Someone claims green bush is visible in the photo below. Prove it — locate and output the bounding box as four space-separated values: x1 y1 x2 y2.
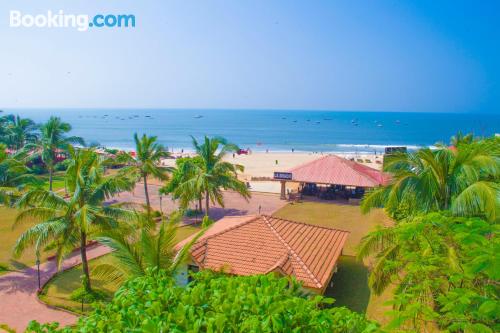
69 287 108 304
27 270 379 332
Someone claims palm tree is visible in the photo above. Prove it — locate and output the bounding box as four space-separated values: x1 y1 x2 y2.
3 115 38 150
118 134 172 214
361 137 499 222
25 116 85 191
13 147 135 292
0 144 38 204
160 156 204 212
450 131 475 147
92 211 205 284
0 112 13 144
179 136 250 216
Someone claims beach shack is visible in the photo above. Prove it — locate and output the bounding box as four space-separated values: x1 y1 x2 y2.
175 215 349 294
274 155 390 201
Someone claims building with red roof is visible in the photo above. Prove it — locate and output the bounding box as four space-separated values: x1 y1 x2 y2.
274 155 391 200
176 215 349 293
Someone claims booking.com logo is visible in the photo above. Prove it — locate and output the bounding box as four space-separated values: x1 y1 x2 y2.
9 10 135 32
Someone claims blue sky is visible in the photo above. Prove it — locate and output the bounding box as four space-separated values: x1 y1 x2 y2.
1 1 499 112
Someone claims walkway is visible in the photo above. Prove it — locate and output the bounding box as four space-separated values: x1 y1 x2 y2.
0 244 110 332
111 183 286 221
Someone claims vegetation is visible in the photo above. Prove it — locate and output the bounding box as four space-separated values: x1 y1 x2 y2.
27 271 378 333
359 212 499 332
0 114 38 150
361 136 499 221
0 206 56 273
0 144 38 204
39 225 201 313
170 136 250 216
358 135 499 332
13 147 135 292
160 156 205 211
92 211 205 285
39 255 118 314
117 133 172 214
25 116 85 191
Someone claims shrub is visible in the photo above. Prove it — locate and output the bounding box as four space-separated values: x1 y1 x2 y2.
27 270 379 332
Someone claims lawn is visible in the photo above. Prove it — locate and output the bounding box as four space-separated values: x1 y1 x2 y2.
273 201 392 255
36 172 66 192
273 201 393 324
40 224 201 313
0 206 55 274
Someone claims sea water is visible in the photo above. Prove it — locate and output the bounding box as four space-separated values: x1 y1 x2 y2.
4 109 499 153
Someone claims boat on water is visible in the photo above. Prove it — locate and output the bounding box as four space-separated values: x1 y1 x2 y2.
194 115 203 119
377 123 383 127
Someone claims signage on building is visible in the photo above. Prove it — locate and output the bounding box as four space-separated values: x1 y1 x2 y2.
274 172 293 180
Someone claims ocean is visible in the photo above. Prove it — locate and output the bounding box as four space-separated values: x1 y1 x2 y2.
5 109 499 154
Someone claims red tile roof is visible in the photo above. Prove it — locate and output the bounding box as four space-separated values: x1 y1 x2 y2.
287 155 390 187
179 215 349 290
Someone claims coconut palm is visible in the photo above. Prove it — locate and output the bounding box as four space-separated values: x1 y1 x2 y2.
450 131 475 147
357 212 498 331
118 134 172 214
13 147 135 292
160 156 204 211
178 136 250 216
25 116 85 191
0 144 38 204
0 112 13 144
92 211 206 284
3 115 38 150
361 136 500 222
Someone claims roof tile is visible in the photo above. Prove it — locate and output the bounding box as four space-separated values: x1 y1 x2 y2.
183 215 349 289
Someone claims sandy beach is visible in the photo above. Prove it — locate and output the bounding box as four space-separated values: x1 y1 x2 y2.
159 151 384 193
163 151 383 176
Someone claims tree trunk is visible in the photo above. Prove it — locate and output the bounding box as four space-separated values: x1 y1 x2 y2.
143 174 151 214
48 166 54 192
80 231 92 292
205 190 210 217
198 197 203 213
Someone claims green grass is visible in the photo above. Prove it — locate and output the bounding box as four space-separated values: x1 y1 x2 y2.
273 201 392 255
324 256 370 313
0 206 55 274
36 172 66 191
273 201 394 324
40 224 201 313
40 255 118 314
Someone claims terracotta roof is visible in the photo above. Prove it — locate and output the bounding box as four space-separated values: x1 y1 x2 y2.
179 215 349 290
287 155 390 187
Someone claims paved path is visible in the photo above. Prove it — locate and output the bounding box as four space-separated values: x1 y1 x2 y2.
112 183 286 221
0 245 111 332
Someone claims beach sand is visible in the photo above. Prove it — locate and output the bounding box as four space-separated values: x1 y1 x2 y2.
160 151 384 194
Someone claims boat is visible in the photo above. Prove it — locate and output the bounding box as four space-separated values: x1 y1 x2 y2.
377 124 383 127
194 115 203 119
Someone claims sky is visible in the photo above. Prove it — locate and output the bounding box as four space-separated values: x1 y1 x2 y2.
0 0 499 113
